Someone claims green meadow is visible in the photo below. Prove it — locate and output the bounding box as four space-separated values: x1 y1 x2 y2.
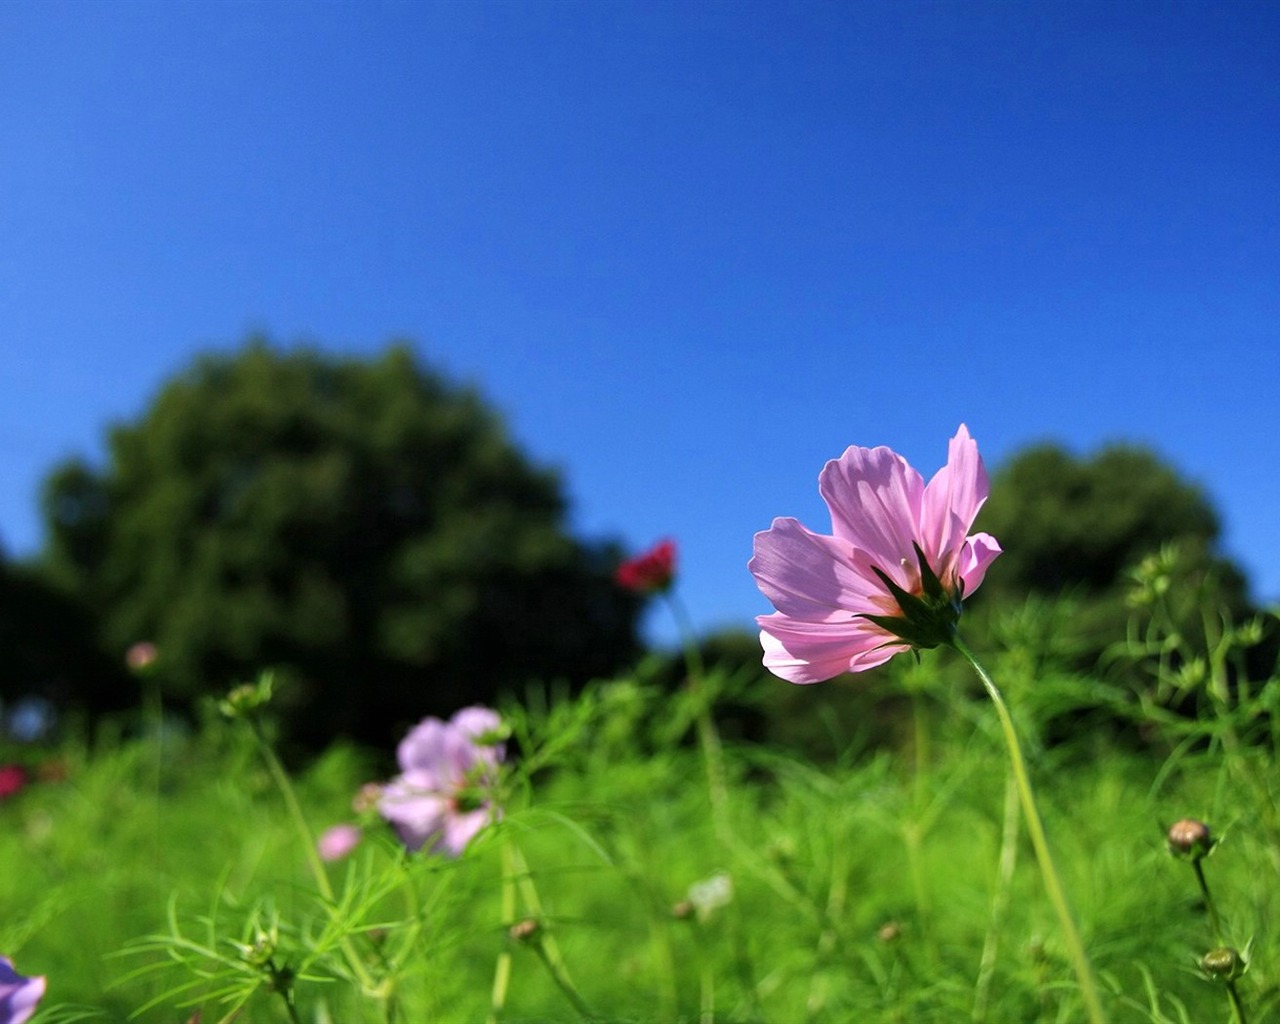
3 598 1277 1023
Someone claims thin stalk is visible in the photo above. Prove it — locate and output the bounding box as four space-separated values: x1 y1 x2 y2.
246 720 380 995
949 635 1107 1024
699 950 715 1024
973 771 1020 1023
269 959 304 1024
665 591 731 846
1226 980 1249 1024
530 940 598 1022
499 840 596 1020
905 691 938 963
1191 859 1224 945
487 841 518 1024
508 842 583 1002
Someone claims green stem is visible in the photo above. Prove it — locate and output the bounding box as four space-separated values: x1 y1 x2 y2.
973 771 1020 1024
665 591 731 847
1192 859 1224 945
246 720 380 995
699 947 715 1024
949 635 1107 1024
905 691 938 962
1226 980 1249 1024
531 940 598 1022
487 840 518 1024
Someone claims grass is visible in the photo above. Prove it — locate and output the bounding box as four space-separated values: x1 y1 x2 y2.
2 636 1279 1023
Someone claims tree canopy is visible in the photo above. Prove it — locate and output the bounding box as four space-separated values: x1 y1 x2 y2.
970 441 1253 673
40 342 642 746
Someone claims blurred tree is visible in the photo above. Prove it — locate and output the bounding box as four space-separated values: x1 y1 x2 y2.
970 441 1253 675
0 556 133 729
40 341 642 747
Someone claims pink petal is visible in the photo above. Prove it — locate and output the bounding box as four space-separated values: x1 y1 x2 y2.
750 519 887 622
440 807 492 856
450 706 502 744
957 532 1002 596
921 424 990 568
759 614 905 683
396 717 451 774
819 445 924 581
317 824 362 862
379 773 449 852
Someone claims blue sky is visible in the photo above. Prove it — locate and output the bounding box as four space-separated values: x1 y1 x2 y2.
2 0 1278 646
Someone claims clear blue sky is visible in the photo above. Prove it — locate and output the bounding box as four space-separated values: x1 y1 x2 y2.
3 0 1278 647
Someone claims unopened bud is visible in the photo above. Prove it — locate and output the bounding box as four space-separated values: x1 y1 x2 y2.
877 921 902 943
1168 819 1213 860
508 919 540 942
1201 947 1246 981
671 900 694 921
218 673 275 719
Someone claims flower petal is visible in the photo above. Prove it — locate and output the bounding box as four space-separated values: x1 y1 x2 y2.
379 772 448 852
396 717 451 775
759 613 905 684
920 424 990 567
750 518 887 622
819 445 924 582
957 532 1002 596
440 807 492 856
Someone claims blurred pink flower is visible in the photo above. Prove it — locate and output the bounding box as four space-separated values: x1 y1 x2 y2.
750 425 1001 683
0 956 45 1024
0 766 27 801
317 823 362 862
125 641 159 674
379 706 504 856
615 539 677 594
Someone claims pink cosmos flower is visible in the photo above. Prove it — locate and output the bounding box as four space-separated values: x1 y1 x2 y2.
317 823 362 862
749 425 1001 683
0 957 45 1024
378 706 504 856
616 539 677 594
125 641 159 674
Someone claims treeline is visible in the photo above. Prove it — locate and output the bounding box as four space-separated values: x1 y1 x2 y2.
1 340 1271 751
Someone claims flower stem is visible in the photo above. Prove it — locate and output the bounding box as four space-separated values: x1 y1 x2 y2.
488 841 518 1024
973 770 1020 1024
948 635 1107 1024
246 719 380 996
665 591 731 847
1192 859 1225 945
1227 980 1249 1024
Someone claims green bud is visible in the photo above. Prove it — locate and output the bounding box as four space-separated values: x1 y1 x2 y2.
218 672 275 719
1200 947 1246 981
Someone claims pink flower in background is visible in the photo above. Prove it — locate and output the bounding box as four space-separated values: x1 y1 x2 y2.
379 706 504 856
0 766 27 801
749 425 1001 683
0 956 45 1024
615 538 677 594
317 823 362 862
125 641 159 674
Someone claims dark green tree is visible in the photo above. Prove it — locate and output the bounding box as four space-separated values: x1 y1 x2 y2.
0 553 134 734
40 341 642 746
971 441 1253 675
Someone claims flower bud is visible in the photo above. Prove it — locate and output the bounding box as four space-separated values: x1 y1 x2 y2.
508 919 540 942
1200 947 1246 981
218 673 275 719
1167 818 1213 860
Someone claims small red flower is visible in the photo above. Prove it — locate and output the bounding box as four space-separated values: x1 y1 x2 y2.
616 539 677 594
0 764 28 800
